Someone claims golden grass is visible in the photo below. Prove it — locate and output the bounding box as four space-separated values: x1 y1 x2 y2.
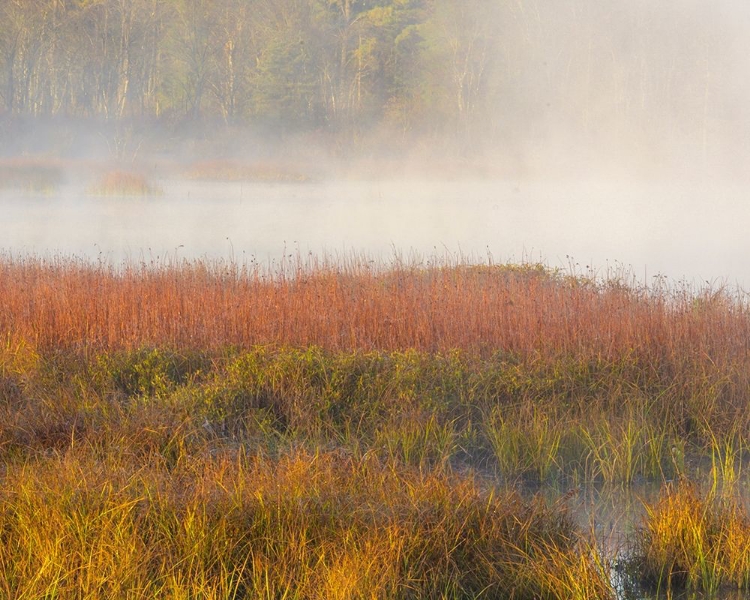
0 447 612 599
88 170 159 196
632 482 750 593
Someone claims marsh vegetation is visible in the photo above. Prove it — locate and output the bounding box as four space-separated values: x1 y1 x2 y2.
1 255 749 597
0 158 64 192
3 0 750 596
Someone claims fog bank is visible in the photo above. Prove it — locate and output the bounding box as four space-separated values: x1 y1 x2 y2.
2 1 750 287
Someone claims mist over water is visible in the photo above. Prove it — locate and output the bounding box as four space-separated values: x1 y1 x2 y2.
3 176 750 290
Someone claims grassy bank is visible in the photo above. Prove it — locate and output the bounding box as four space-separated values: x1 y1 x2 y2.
1 255 749 596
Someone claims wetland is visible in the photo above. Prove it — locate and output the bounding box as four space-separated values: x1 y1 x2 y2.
1 247 749 598
4 0 750 595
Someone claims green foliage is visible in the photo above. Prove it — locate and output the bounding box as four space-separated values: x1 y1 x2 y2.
94 348 207 399
1 345 746 487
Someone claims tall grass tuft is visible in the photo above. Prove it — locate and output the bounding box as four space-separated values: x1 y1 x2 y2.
631 482 750 593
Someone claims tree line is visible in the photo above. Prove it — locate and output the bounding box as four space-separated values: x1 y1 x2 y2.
0 0 734 164
0 0 504 141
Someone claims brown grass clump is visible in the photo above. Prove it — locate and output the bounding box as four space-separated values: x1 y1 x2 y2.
632 482 750 593
186 159 314 182
89 170 159 196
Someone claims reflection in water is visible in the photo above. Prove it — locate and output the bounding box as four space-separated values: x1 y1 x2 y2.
2 178 750 289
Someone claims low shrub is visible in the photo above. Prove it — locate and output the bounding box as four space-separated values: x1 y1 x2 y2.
88 170 159 195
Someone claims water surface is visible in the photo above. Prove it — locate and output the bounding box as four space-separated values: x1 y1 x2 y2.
2 178 750 289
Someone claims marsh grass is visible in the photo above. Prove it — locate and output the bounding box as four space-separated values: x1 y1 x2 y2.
2 255 748 366
0 343 743 487
88 170 160 196
485 405 562 482
0 447 612 599
632 482 750 593
0 250 749 485
2 255 750 595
